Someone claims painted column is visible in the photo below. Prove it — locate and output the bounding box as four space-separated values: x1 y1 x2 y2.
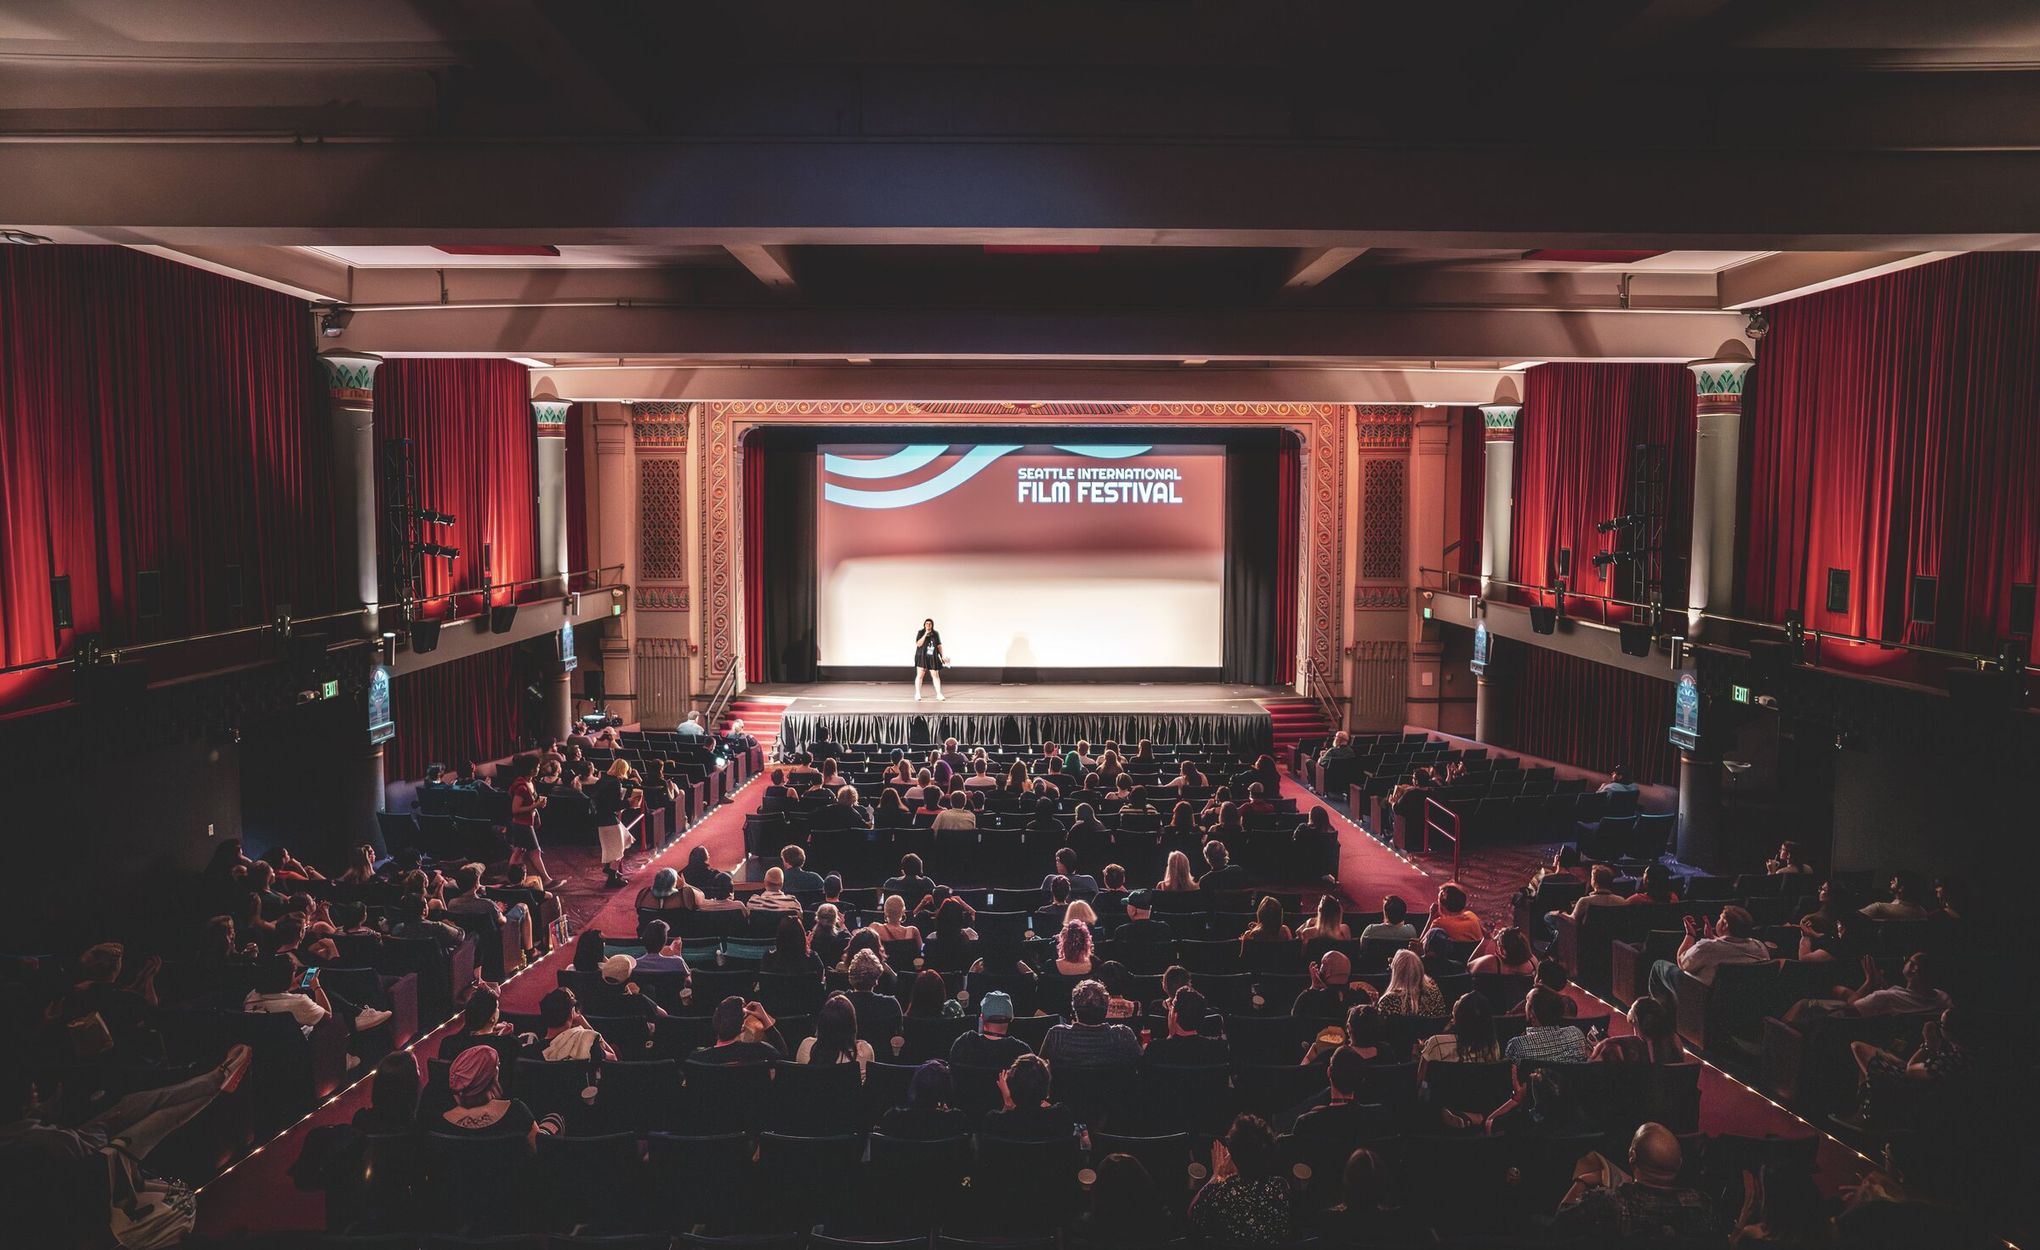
1405 411 1451 729
1478 402 1521 598
318 352 382 632
533 400 571 593
1677 751 1725 870
1685 353 1754 635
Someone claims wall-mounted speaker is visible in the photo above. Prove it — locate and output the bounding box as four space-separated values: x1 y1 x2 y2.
409 619 442 654
1910 575 1937 623
1618 621 1653 657
489 604 519 634
136 570 163 620
2011 583 2036 638
1825 568 1851 615
1528 605 1558 635
50 575 72 632
1556 548 1573 578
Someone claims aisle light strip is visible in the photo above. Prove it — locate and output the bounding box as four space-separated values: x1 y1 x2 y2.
194 766 762 1198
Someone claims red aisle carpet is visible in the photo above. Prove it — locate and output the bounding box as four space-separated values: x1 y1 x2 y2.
192 773 769 1236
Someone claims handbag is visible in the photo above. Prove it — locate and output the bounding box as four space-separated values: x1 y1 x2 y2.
105 1146 196 1249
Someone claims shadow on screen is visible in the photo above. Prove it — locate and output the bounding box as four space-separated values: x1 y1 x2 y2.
1000 635 1040 684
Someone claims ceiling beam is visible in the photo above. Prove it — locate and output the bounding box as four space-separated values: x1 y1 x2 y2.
526 363 1520 406
124 243 351 303
7 140 2039 252
1717 250 1961 308
326 301 1749 364
1283 246 1368 289
724 243 798 289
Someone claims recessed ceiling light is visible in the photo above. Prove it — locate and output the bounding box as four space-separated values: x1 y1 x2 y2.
1181 358 1209 366
1 230 53 246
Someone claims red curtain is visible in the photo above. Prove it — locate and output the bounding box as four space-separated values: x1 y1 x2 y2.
1743 253 2040 655
0 246 333 687
1455 407 1484 581
1275 431 1301 684
564 403 590 584
384 646 524 783
373 359 537 619
1511 645 1677 785
1509 364 1696 618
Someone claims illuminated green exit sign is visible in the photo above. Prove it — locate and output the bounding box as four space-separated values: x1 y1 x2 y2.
321 679 340 700
1731 684 1751 704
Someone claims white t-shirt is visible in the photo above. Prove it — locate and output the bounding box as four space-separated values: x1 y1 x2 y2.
932 809 978 831
962 775 999 789
1675 936 1771 984
795 1037 874 1065
1851 986 1951 1017
245 989 326 1034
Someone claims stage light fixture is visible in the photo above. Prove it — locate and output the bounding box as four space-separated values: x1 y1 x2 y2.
419 509 457 527
1783 611 1807 664
1596 514 1644 534
316 305 354 338
418 542 460 561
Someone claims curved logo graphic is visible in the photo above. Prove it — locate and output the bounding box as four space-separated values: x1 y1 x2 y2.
821 443 1153 509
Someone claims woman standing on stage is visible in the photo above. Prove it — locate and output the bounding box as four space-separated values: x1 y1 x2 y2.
914 618 947 702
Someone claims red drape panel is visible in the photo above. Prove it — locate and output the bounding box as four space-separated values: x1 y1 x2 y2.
1509 364 1696 618
743 447 768 684
1511 646 1677 785
374 359 537 619
0 245 332 675
1743 253 2040 654
1455 407 1484 580
564 404 590 583
1275 432 1301 684
385 647 523 783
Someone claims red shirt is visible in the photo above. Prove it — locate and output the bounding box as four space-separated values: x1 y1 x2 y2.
510 778 539 827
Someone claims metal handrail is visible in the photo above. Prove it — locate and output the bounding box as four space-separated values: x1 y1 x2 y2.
0 563 628 679
1423 794 1464 882
1300 655 1342 735
1416 565 2035 675
699 659 741 730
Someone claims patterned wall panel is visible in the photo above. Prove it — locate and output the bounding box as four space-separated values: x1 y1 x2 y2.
637 459 687 581
1350 640 1409 731
631 402 690 448
634 637 690 729
1306 404 1347 691
1360 458 1407 582
699 406 742 681
1354 405 1416 450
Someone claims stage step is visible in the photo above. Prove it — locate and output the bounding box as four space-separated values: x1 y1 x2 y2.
1257 696 1332 760
721 695 793 753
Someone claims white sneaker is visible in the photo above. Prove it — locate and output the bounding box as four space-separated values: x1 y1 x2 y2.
914 695 923 702
354 1007 394 1031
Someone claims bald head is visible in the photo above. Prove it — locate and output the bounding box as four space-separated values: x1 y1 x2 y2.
1629 1123 1683 1185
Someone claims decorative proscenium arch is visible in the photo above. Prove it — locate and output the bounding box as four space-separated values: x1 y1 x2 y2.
693 400 1352 697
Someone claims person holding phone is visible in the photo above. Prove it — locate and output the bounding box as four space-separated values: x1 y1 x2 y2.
913 618 947 702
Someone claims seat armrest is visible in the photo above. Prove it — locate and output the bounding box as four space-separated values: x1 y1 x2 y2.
1550 913 1582 971
1609 940 1646 1007
1673 970 1714 1051
1759 1015 1807 1104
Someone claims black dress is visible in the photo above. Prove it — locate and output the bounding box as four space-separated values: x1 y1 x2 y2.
914 629 944 671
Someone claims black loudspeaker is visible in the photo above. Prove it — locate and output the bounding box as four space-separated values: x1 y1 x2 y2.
2011 583 2036 638
1910 575 1938 623
1556 548 1572 578
584 668 607 705
1529 605 1558 635
1618 621 1653 657
1748 637 1789 686
50 575 72 632
136 570 163 620
1824 568 1851 615
489 604 519 634
409 620 442 654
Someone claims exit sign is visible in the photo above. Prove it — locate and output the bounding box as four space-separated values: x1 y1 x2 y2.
1422 607 1433 620
612 603 624 617
1731 684 1751 704
321 679 340 700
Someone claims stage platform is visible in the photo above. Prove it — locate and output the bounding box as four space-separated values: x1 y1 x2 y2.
748 680 1288 753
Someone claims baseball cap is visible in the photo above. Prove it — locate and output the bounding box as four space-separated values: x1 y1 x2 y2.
979 991 1015 1022
600 953 636 984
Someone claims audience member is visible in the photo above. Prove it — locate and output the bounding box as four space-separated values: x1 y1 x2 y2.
1042 979 1141 1068
797 993 875 1065
1505 987 1591 1063
1360 894 1418 943
1188 1113 1292 1246
983 1054 1077 1140
1377 949 1447 1016
1551 1123 1724 1240
1648 905 1771 1011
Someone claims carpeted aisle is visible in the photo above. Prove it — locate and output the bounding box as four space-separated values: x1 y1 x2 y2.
192 772 768 1236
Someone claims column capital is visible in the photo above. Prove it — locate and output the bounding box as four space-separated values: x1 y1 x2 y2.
533 399 572 437
317 351 381 405
1478 402 1522 441
1688 356 1754 417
